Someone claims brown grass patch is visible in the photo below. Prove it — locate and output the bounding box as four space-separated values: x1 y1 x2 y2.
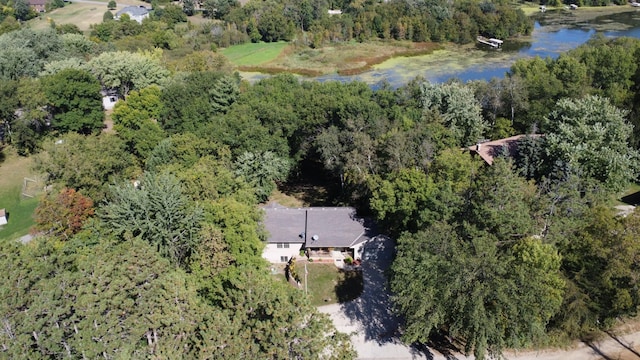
254 40 443 77
336 42 441 75
238 66 324 77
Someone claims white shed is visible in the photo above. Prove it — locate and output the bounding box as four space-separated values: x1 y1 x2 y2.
0 209 7 226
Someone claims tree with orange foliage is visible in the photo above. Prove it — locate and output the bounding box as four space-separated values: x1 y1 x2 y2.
33 188 94 239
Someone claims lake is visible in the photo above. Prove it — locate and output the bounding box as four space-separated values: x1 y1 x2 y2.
302 8 640 87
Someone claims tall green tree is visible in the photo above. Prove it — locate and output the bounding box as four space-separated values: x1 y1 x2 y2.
203 268 357 359
0 235 205 358
552 207 640 337
545 95 639 192
99 172 204 267
87 50 168 98
368 167 436 236
0 28 64 80
421 81 487 147
34 133 136 201
112 85 166 161
41 68 104 134
391 223 564 360
13 0 32 21
233 151 290 202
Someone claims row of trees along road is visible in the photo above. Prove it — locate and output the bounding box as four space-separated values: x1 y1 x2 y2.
1 18 640 359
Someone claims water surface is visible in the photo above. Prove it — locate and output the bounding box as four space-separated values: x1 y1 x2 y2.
241 9 640 86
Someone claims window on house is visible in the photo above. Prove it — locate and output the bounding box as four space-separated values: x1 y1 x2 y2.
276 243 290 249
280 256 289 262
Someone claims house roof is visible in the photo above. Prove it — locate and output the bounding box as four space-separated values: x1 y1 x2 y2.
468 134 542 165
116 6 149 16
28 0 46 6
262 203 371 248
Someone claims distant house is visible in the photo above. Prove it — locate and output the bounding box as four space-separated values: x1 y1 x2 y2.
28 0 46 12
468 134 542 165
115 6 150 24
569 4 579 9
0 209 7 226
262 203 373 266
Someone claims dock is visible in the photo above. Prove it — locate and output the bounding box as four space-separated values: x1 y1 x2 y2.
477 36 503 48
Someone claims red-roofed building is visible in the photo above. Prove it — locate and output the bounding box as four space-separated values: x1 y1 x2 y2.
469 134 542 165
28 0 47 13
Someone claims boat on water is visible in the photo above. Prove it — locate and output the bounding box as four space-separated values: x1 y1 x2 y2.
477 36 503 49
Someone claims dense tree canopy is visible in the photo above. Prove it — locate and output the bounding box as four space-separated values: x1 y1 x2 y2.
41 68 105 134
5 12 640 360
545 95 639 192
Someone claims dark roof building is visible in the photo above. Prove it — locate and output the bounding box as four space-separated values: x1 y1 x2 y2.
263 204 368 248
115 6 150 23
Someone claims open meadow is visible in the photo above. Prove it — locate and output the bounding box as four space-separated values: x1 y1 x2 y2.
221 41 289 66
0 148 40 242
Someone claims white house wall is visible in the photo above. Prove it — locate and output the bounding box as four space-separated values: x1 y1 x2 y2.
352 242 365 260
262 243 303 263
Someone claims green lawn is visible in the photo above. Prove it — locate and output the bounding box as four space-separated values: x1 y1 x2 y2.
0 148 40 242
300 263 363 307
0 196 38 242
221 42 288 66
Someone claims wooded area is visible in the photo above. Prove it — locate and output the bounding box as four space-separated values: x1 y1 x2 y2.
1 0 640 359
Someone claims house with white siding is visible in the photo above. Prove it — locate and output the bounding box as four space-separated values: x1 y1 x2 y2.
262 203 373 267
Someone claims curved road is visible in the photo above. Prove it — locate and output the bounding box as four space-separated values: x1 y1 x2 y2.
319 235 640 360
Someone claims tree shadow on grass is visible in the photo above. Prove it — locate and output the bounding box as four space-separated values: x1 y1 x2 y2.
335 269 363 303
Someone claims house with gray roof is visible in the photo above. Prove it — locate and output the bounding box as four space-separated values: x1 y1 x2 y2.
262 204 373 266
115 6 150 24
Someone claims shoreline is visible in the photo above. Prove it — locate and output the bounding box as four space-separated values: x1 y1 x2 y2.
233 4 640 80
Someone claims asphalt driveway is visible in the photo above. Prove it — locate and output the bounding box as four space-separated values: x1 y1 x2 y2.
318 235 436 360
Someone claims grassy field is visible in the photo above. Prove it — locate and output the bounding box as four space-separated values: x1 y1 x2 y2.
300 263 363 307
26 0 149 32
221 42 289 66
0 148 40 242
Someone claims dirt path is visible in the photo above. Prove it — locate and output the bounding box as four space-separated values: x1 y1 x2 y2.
506 330 640 360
